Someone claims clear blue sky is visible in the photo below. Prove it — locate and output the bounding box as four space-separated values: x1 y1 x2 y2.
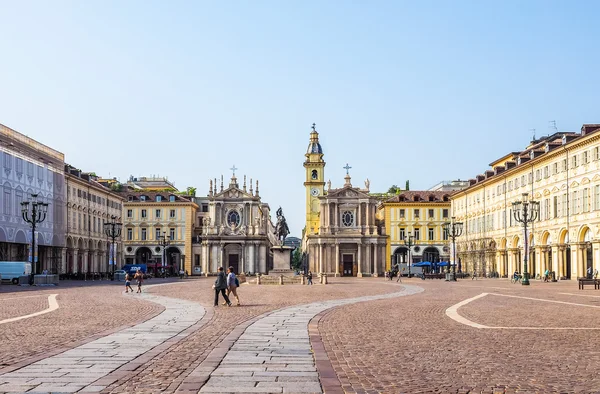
1 1 599 236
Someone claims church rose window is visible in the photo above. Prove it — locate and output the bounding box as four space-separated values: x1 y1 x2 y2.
341 211 354 227
227 210 241 227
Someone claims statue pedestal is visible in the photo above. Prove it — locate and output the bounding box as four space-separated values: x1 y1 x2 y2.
269 246 294 275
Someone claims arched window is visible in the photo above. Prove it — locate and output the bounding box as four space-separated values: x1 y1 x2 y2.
311 170 318 180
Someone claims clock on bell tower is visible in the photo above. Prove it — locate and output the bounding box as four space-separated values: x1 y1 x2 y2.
304 123 325 236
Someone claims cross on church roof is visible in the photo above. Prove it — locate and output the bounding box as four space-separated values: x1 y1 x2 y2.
230 165 238 177
343 163 352 175
312 123 316 131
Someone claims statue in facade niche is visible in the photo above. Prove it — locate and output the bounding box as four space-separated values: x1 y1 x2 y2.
274 207 290 245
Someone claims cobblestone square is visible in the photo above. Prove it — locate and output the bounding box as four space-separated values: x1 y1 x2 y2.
1 277 599 393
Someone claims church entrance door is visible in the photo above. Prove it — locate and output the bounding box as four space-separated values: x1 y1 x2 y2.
342 254 353 276
228 254 240 274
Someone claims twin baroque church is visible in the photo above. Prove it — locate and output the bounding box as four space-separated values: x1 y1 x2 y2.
303 126 387 276
194 174 275 275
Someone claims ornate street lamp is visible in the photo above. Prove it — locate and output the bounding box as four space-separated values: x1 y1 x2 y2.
104 215 122 281
404 232 414 277
443 217 464 281
21 194 49 282
512 192 540 286
158 231 170 276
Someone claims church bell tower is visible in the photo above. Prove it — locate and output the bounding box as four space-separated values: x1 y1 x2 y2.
304 123 325 236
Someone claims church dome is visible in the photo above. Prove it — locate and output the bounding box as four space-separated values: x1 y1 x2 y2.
307 124 323 154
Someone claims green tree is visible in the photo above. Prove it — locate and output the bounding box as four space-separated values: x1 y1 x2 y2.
291 248 302 270
186 186 197 196
405 180 410 191
387 185 400 194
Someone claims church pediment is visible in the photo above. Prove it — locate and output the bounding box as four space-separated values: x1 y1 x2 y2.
327 186 370 199
214 186 255 201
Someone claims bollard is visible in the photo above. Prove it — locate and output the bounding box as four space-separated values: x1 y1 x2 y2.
279 275 284 285
319 273 323 284
301 274 306 285
256 273 261 285
322 273 328 285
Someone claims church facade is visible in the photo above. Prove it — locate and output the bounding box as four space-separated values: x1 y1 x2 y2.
192 173 275 275
303 125 387 276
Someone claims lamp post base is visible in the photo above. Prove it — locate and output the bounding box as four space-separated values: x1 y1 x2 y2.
446 272 456 281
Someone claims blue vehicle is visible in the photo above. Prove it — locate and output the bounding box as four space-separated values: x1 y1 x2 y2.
121 264 147 276
0 261 32 284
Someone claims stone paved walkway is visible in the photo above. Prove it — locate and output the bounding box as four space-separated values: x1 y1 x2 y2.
0 288 205 393
197 284 423 393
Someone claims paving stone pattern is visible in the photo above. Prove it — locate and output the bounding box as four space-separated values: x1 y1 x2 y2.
199 285 423 393
0 283 163 368
0 289 204 393
319 279 600 393
105 278 401 393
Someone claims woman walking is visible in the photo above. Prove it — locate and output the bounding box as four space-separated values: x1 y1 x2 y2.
226 266 241 306
213 267 231 307
125 273 134 293
307 271 313 285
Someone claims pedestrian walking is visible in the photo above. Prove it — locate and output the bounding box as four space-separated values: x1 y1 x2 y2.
587 266 593 279
472 270 477 280
225 266 240 306
134 269 143 293
213 267 231 307
125 273 134 293
307 271 313 285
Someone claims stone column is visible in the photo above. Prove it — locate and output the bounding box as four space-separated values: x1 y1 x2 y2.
557 246 564 278
366 243 372 275
334 202 338 229
97 251 103 274
240 244 245 273
82 250 88 273
366 204 370 234
220 243 225 271
318 243 323 273
60 247 67 274
248 243 255 274
73 250 79 274
358 203 362 232
259 244 266 273
335 243 340 277
579 244 586 278
373 244 379 277
357 244 362 277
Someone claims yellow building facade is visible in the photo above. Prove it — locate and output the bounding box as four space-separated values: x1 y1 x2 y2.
122 191 198 275
452 124 600 279
380 191 452 271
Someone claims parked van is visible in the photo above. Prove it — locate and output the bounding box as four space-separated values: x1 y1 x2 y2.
121 264 147 276
0 262 32 284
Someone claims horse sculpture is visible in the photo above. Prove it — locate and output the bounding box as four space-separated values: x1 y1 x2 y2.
274 207 290 244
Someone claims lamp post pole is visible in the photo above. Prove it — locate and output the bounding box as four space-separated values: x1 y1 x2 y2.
104 215 122 281
159 231 170 277
404 232 414 278
443 217 464 281
21 194 49 283
512 192 539 286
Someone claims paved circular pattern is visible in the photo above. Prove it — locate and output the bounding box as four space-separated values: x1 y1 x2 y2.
318 279 600 393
